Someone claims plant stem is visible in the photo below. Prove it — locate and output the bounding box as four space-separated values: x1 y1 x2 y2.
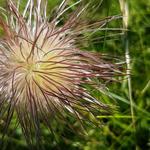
119 0 137 149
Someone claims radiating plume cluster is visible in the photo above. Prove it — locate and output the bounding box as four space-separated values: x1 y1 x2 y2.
0 0 122 146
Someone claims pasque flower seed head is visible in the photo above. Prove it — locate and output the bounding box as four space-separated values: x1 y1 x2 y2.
0 0 122 147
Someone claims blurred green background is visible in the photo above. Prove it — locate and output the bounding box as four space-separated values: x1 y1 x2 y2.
0 0 149 150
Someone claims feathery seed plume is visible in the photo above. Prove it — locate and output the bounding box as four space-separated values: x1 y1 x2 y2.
0 0 122 147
